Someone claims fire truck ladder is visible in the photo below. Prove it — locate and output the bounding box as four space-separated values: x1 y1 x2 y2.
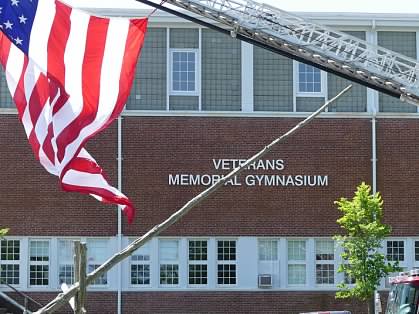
137 0 419 106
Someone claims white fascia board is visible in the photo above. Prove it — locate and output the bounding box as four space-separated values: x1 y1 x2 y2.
73 6 419 29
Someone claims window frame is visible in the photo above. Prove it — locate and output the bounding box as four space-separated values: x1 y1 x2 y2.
188 239 208 287
216 239 237 287
159 239 180 287
169 48 200 96
315 239 336 286
87 239 110 287
258 239 278 262
0 238 21 286
130 240 151 287
57 238 80 287
28 239 50 288
295 61 327 97
386 239 405 263
414 239 419 268
287 239 307 286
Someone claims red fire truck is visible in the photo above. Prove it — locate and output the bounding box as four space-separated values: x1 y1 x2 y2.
386 270 419 314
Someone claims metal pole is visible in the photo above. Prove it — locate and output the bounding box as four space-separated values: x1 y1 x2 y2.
117 116 123 314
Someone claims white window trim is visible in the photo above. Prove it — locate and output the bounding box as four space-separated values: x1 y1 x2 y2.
287 239 308 287
28 239 50 288
294 61 327 98
158 239 180 288
0 238 22 288
169 48 200 97
216 239 238 287
129 239 151 288
257 238 279 288
8 235 419 292
413 238 419 268
386 239 407 266
57 238 79 288
187 239 209 288
86 238 111 289
314 239 336 287
383 238 408 289
258 238 279 262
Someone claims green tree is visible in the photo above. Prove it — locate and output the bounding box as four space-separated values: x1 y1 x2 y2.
334 183 399 314
0 228 8 238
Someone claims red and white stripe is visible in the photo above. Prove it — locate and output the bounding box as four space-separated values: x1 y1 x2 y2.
0 0 147 223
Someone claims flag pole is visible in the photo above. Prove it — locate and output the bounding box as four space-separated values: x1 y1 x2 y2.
34 85 352 314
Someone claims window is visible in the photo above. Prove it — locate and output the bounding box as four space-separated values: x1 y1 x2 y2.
159 240 179 286
58 239 76 285
297 63 323 94
258 239 279 287
415 241 419 262
0 240 20 285
344 270 356 285
188 240 208 286
87 239 109 286
259 239 278 261
387 241 405 262
131 242 151 286
341 249 355 285
29 240 49 286
170 50 198 95
217 240 236 285
287 240 306 285
315 240 335 285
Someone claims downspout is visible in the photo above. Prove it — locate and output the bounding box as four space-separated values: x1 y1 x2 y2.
117 116 123 314
372 113 377 194
372 100 378 314
371 19 378 194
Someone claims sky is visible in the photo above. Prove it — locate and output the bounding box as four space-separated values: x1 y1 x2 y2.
65 0 419 14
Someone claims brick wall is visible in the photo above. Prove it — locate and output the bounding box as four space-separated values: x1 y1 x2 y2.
377 119 419 235
4 115 419 237
2 291 370 314
0 114 410 314
0 115 118 236
122 116 371 236
122 291 369 314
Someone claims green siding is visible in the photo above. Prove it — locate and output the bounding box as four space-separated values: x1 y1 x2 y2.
0 68 13 108
127 28 167 110
253 47 293 111
169 96 199 110
296 97 325 112
170 29 199 49
378 32 417 113
327 31 367 112
202 29 241 111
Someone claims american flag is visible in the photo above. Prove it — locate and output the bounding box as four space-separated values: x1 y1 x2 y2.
0 0 148 223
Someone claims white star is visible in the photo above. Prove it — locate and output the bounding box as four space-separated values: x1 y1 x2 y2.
11 0 19 6
4 20 13 29
18 14 27 24
14 37 22 45
0 7 3 14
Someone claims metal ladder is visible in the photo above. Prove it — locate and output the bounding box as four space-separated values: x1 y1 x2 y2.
137 0 419 105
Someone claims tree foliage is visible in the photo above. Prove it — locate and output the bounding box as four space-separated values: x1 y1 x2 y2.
0 228 8 238
334 183 399 302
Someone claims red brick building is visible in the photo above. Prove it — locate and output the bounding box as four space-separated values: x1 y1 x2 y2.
1 8 419 314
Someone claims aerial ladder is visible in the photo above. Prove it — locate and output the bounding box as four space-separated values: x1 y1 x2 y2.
137 0 419 106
